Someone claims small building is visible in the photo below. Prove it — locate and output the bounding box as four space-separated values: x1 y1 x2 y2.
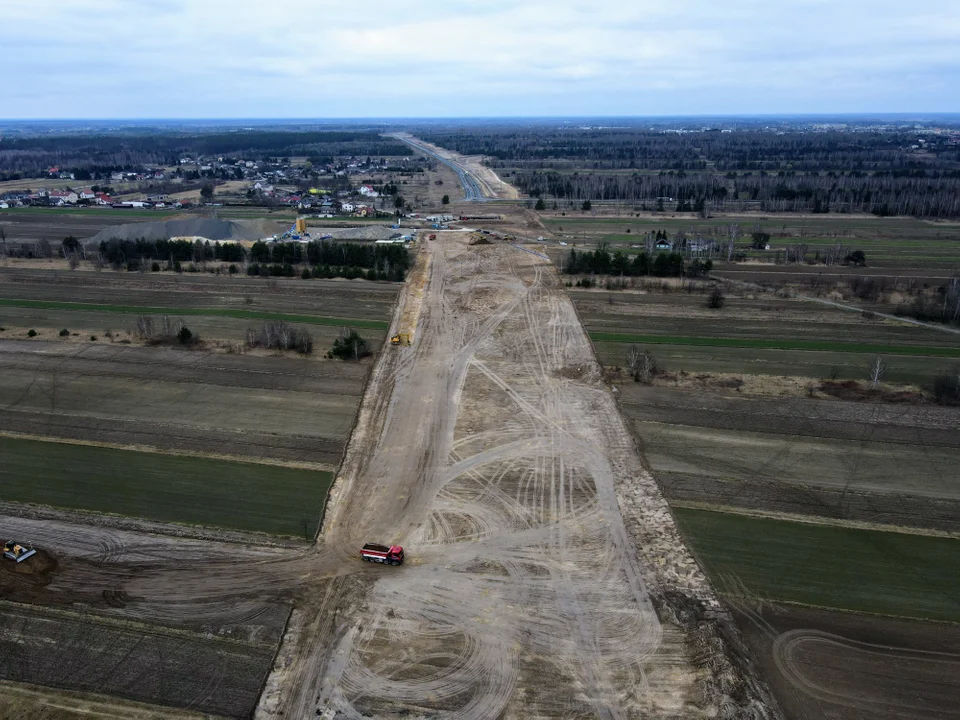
49 190 79 205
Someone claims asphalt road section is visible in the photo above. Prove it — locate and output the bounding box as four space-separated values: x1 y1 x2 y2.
388 133 487 201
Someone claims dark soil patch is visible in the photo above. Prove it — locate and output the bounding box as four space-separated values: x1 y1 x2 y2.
819 379 924 403
0 549 57 581
732 601 960 720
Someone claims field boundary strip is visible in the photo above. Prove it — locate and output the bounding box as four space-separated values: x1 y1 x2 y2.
669 500 960 539
589 331 960 357
0 298 389 329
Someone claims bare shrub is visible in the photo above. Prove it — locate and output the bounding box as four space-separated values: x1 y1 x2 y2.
932 366 960 405
869 356 886 388
707 286 725 309
135 315 198 346
246 320 313 354
627 346 659 383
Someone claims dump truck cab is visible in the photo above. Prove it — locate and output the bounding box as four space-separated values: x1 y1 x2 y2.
360 543 404 565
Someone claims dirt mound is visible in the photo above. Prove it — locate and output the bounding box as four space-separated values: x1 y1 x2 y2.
319 225 402 242
819 379 924 403
0 550 58 597
88 218 261 244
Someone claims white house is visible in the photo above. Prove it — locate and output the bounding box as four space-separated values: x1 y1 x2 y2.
78 190 96 201
49 191 78 204
359 184 379 197
341 202 355 212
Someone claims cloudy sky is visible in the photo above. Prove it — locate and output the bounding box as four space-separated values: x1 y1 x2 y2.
2 0 957 118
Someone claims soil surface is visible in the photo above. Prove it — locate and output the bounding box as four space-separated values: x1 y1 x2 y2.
733 601 960 719
259 233 778 718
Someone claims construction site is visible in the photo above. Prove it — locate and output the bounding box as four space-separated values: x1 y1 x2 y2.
7 122 959 720
0 209 774 718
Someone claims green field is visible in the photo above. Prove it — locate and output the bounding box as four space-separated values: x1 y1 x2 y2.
675 507 960 622
588 331 960 357
0 436 333 537
0 298 389 330
543 215 960 270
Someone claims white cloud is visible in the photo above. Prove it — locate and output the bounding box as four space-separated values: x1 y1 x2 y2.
0 0 957 116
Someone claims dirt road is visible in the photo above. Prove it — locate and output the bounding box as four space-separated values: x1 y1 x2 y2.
263 234 773 718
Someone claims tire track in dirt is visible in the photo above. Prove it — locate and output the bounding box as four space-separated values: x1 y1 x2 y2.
281 237 719 718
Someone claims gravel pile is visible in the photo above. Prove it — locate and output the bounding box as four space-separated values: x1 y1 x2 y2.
88 218 261 244
317 225 404 242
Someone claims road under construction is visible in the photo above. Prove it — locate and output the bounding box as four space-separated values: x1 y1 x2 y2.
1 227 777 718
388 133 489 201
0 143 779 717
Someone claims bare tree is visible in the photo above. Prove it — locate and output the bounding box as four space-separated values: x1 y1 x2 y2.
627 345 657 383
869 356 886 388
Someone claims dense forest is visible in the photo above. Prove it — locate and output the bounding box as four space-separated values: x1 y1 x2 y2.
0 131 412 178
420 126 960 217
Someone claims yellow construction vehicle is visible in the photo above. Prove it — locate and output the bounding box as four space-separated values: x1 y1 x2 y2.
4 541 36 563
390 333 412 346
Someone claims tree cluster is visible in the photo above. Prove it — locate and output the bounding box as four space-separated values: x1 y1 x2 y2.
245 320 313 354
328 328 370 361
93 238 410 281
565 244 710 278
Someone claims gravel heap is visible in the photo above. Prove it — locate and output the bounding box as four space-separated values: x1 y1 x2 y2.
317 225 404 241
88 218 261 244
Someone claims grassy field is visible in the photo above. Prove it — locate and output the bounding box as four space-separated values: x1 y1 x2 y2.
0 436 332 537
0 298 389 329
574 289 958 384
543 214 960 270
675 507 960 622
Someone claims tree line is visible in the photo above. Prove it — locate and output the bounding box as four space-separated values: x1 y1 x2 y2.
94 238 410 280
565 244 711 278
420 126 959 172
420 125 960 218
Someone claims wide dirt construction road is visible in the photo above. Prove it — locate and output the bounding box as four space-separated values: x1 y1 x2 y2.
270 235 775 718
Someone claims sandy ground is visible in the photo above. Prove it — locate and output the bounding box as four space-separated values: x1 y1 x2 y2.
257 233 777 718
0 232 779 717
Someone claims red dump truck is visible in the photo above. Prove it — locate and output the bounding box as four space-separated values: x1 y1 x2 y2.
360 543 404 565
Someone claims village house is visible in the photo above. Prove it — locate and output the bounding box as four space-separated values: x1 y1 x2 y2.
48 190 79 205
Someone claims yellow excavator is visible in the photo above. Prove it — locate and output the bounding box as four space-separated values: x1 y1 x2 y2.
390 333 412 347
